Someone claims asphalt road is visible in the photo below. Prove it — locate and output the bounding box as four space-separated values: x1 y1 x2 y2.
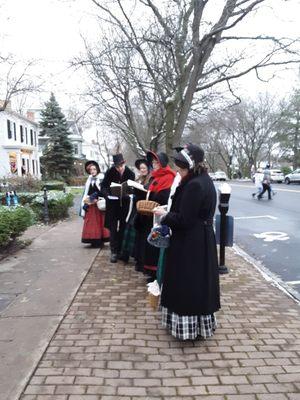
219 181 300 299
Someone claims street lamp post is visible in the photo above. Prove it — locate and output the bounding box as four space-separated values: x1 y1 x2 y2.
43 186 49 225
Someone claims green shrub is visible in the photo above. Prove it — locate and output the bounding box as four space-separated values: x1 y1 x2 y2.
0 191 74 223
0 206 35 248
42 181 66 191
15 192 37 205
31 191 74 221
0 175 42 192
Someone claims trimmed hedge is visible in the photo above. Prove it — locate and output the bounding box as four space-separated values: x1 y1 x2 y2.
0 206 35 248
0 175 42 193
0 176 66 193
0 191 74 222
42 181 66 191
30 191 74 221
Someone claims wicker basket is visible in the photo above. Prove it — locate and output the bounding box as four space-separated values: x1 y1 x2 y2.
136 200 159 216
136 191 159 216
147 293 160 310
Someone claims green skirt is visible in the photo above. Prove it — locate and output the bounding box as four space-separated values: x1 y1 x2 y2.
121 225 137 258
157 248 167 286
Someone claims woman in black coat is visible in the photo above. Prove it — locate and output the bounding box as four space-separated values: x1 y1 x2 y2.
154 144 220 340
101 154 135 262
136 151 176 281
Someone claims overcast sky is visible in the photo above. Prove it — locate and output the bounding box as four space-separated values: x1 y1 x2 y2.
1 0 300 138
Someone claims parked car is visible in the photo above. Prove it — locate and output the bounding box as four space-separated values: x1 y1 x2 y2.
208 172 216 180
214 171 228 181
270 169 284 183
284 168 300 184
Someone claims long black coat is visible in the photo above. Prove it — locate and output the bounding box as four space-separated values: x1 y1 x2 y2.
101 166 135 230
161 172 220 316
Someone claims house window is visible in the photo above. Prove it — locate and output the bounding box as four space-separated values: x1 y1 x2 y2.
30 129 34 145
7 119 12 139
32 159 35 174
34 131 37 146
13 122 17 140
74 144 79 155
25 127 28 144
26 159 29 173
20 125 24 142
21 158 25 175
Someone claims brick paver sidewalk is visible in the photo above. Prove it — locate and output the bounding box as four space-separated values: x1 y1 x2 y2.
20 246 300 400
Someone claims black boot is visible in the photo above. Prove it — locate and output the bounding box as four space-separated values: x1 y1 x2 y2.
135 263 144 272
118 252 129 263
110 253 118 263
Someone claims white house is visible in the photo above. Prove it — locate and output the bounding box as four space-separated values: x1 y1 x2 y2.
0 108 41 178
67 120 84 159
82 139 107 172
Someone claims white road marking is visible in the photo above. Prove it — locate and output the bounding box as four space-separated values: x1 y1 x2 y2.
286 280 300 285
235 215 278 220
230 183 300 193
253 231 290 242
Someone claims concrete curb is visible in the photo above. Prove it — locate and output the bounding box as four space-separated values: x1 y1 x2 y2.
232 244 300 304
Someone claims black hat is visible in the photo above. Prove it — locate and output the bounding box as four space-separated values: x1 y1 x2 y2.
113 153 125 167
173 144 204 169
146 151 169 168
135 158 149 169
85 160 100 174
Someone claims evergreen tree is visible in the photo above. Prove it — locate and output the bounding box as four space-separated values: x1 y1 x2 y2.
277 88 300 170
40 93 74 179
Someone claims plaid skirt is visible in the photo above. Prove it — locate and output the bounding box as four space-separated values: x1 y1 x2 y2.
121 225 137 257
161 306 217 340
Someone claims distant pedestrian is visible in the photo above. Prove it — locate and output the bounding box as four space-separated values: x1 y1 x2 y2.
81 161 109 248
154 144 220 340
101 153 135 263
252 170 263 198
258 165 272 200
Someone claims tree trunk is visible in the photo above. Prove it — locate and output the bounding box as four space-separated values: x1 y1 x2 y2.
165 99 175 156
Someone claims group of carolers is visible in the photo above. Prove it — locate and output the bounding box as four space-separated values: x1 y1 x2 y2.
80 146 220 341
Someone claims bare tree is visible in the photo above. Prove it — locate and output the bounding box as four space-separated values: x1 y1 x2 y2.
0 55 42 112
75 35 166 156
96 130 112 168
188 93 281 176
187 111 235 175
78 0 300 156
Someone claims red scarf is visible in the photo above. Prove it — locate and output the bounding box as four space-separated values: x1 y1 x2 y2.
149 166 176 193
